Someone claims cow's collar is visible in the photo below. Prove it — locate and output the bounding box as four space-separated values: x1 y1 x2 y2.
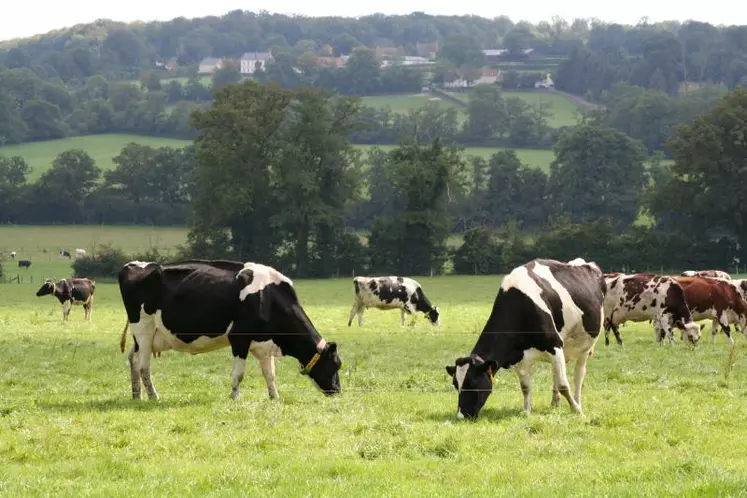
474 355 495 385
300 339 327 375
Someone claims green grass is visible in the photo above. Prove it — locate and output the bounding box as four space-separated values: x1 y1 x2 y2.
355 144 555 171
443 89 582 128
361 94 463 114
0 225 187 282
0 134 192 180
503 91 582 128
3 274 747 494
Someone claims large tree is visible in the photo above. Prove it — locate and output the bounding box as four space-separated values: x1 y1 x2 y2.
548 125 648 230
647 88 747 250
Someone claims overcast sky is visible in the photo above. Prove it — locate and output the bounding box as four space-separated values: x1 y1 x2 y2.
1 0 744 42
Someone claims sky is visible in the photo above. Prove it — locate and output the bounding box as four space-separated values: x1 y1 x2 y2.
1 0 744 42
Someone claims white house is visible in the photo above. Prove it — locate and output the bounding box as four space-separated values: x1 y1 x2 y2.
198 57 223 74
534 73 555 89
240 52 273 74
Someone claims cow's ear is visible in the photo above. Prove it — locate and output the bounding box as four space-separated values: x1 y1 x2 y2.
445 365 457 377
477 360 498 374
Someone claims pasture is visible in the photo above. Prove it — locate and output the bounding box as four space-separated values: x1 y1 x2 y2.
361 94 464 114
0 135 192 180
3 273 747 494
1 134 558 177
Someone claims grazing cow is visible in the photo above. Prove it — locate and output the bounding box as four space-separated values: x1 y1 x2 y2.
36 278 96 321
681 270 731 280
18 260 31 269
445 258 605 420
348 276 440 327
118 260 342 401
603 273 702 346
10 251 16 259
75 248 87 258
674 276 747 344
60 250 71 259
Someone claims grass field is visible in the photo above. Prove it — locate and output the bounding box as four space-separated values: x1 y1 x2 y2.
355 144 555 171
440 89 583 128
361 94 463 114
0 135 557 177
0 225 187 282
3 272 747 495
0 135 192 180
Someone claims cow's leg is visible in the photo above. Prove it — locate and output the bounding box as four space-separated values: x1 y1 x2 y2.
85 296 93 321
253 354 278 400
551 374 560 407
127 344 141 400
62 301 71 322
130 317 158 400
515 362 533 413
230 357 246 400
357 307 365 327
550 347 583 415
572 351 590 406
401 308 406 327
612 324 623 346
347 302 360 327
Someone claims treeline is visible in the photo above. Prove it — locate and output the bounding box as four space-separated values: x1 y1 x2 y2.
0 145 195 225
0 64 561 148
177 81 747 278
0 12 580 84
556 21 747 98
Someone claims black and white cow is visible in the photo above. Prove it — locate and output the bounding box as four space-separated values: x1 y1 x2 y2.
60 250 71 259
18 260 31 269
9 251 16 259
118 259 342 401
348 276 440 327
36 278 96 321
445 258 605 420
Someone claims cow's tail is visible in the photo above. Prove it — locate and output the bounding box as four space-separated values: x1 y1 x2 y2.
120 321 129 353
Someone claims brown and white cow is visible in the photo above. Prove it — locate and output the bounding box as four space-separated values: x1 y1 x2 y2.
603 273 702 346
35 278 96 321
674 276 747 344
681 270 731 280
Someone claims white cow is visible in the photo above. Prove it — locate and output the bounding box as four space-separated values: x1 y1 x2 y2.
75 248 87 258
348 276 440 327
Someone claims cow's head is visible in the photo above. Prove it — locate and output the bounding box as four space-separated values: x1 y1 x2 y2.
445 356 497 420
301 342 342 396
427 306 440 326
677 320 702 344
36 280 55 297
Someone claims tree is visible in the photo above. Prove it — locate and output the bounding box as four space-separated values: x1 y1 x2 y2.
548 125 648 230
344 48 381 95
0 155 30 222
437 35 485 68
31 150 101 222
368 139 465 275
211 60 242 90
647 89 747 251
140 71 162 91
464 85 508 142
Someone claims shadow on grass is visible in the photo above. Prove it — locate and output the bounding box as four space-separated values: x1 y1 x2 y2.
422 406 525 423
38 397 204 413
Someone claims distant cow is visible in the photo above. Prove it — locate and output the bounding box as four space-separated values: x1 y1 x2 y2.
348 276 440 327
604 273 702 346
36 278 96 321
60 250 71 258
681 270 731 280
445 258 605 420
9 251 16 259
674 276 747 344
75 248 87 258
118 260 342 401
18 260 31 269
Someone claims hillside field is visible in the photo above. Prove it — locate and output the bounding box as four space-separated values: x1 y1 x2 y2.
361 94 463 114
0 135 192 180
0 134 558 177
2 273 747 495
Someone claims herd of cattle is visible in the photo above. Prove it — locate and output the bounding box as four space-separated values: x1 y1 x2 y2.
28 258 747 420
6 248 87 270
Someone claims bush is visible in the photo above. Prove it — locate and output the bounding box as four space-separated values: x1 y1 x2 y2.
72 243 129 279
